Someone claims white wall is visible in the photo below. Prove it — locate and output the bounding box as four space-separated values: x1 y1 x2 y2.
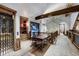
46 15 70 33
1 4 29 39
40 19 47 32
46 21 58 33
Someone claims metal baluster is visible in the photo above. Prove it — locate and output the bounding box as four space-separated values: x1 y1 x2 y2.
9 34 10 49
0 33 1 56
4 33 6 55
1 31 2 56
8 34 9 50
0 17 1 56
7 35 9 49
3 21 6 55
7 34 8 51
1 34 2 55
12 19 13 49
8 34 10 49
9 20 11 49
5 33 6 55
10 34 11 49
3 33 5 55
3 33 4 55
1 33 3 55
6 34 8 50
0 16 2 56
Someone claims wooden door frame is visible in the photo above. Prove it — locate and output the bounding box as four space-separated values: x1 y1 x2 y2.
20 16 28 34
0 5 17 51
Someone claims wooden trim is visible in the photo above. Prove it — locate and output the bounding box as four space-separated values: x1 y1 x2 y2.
73 14 79 30
0 5 18 51
14 38 21 51
73 42 79 49
20 16 28 20
0 5 16 15
35 5 79 20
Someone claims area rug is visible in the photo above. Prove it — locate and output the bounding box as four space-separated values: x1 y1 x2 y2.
29 43 50 56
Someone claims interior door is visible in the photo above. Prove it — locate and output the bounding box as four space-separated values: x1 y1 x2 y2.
0 13 14 55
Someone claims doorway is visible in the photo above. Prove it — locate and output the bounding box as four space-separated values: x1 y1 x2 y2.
59 23 65 35
20 16 28 40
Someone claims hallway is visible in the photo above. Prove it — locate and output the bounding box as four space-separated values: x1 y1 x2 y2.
44 34 79 56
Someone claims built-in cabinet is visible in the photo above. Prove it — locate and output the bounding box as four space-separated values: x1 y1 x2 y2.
67 30 79 48
67 14 79 49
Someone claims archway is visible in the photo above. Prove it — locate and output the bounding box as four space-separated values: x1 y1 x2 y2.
59 22 68 35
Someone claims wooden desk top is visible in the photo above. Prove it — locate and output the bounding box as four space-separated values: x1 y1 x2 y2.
37 34 48 39
32 33 48 40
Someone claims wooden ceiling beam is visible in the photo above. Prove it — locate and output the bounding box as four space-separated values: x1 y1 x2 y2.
35 5 79 20
0 5 17 15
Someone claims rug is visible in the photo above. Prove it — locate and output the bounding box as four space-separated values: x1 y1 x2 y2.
29 43 50 56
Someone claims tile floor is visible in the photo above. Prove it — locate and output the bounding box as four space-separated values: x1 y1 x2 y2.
4 40 32 56
3 34 79 56
44 34 79 56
